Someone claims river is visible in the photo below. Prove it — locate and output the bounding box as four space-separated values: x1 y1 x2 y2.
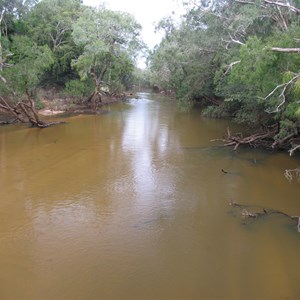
0 92 300 299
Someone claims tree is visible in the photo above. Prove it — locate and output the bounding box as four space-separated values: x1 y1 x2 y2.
150 6 226 106
0 35 62 127
24 0 82 85
71 6 144 109
150 0 300 154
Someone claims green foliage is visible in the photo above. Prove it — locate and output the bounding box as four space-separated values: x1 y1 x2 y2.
293 77 300 99
64 78 94 100
25 0 81 49
71 6 143 94
275 119 298 141
130 68 152 91
149 0 300 147
202 100 239 119
24 0 82 85
229 37 279 95
295 107 300 118
202 105 228 119
34 97 45 109
0 35 54 98
0 0 147 106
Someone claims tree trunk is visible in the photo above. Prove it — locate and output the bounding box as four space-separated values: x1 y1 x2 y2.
0 95 64 128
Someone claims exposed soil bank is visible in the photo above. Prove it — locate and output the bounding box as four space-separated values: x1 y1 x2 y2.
0 92 136 123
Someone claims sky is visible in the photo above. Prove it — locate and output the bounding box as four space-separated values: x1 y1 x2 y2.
82 0 185 49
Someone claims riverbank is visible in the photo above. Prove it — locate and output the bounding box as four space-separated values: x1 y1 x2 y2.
0 92 136 122
39 92 134 116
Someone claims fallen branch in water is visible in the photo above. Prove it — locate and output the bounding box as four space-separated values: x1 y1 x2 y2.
229 200 300 232
211 127 277 150
284 167 300 182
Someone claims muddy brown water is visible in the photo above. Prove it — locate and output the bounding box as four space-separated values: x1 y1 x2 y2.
0 93 300 299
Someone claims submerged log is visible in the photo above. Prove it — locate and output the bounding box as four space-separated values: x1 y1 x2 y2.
229 200 300 232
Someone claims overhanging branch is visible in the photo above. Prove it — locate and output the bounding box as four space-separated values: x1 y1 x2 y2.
271 47 300 53
263 0 300 14
264 73 300 113
224 60 241 75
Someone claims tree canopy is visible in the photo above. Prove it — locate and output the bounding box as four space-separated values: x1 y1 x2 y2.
0 0 144 124
149 0 300 154
71 6 143 107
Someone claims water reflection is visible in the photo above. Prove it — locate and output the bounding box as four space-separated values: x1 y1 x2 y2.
120 94 178 224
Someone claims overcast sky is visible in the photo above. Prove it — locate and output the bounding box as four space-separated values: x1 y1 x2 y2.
82 0 185 49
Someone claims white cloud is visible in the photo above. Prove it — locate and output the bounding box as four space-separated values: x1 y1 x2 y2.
82 0 184 49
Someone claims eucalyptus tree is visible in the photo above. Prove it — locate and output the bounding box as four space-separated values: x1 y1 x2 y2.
212 0 300 151
24 0 82 84
0 0 37 71
150 4 227 106
0 0 59 127
71 6 144 108
151 0 300 153
0 35 59 127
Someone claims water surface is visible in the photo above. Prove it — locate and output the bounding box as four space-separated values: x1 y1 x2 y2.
0 93 300 299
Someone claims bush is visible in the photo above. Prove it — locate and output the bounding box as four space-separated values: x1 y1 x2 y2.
63 79 94 101
202 103 232 119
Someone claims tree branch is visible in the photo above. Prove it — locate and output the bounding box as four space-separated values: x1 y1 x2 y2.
229 33 245 45
264 74 300 113
229 200 300 232
263 0 300 14
289 144 300 156
224 60 241 75
235 0 300 14
271 47 300 53
285 167 300 182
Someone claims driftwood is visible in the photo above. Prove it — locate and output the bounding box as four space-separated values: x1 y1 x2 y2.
229 200 300 232
284 168 300 182
211 127 277 150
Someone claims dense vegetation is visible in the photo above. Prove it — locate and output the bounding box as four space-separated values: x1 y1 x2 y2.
0 0 300 158
149 0 300 155
0 0 144 126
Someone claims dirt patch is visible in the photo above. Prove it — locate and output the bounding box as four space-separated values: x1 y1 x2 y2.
39 108 66 116
0 91 137 124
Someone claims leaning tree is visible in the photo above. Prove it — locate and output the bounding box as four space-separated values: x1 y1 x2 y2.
0 35 63 127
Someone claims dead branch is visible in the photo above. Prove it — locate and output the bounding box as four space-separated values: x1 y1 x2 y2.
235 0 256 5
235 0 300 14
263 0 300 14
264 73 300 113
229 200 300 232
229 34 245 46
271 47 300 53
284 167 300 182
211 126 277 150
289 144 300 156
241 209 259 218
0 74 7 83
224 60 241 75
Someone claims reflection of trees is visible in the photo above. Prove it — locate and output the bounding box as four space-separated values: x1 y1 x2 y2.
120 97 181 221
